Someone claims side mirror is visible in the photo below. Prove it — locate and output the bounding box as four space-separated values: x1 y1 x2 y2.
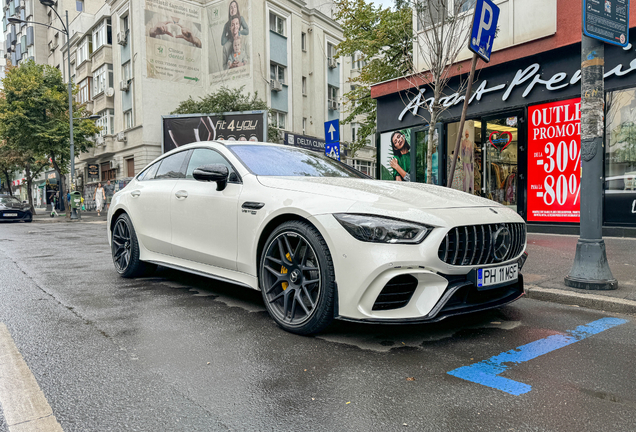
193 164 229 191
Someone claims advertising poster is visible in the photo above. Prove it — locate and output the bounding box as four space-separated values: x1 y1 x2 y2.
206 0 251 85
162 112 267 153
379 129 412 181
145 0 202 83
527 98 581 222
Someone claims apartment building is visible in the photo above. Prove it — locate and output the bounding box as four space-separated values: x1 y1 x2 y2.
25 0 353 207
372 0 636 229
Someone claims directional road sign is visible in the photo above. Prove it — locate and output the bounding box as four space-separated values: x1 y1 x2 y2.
324 119 340 144
583 0 629 47
325 142 340 161
468 0 500 63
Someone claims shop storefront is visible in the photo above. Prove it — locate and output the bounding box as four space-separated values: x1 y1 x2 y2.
374 33 636 227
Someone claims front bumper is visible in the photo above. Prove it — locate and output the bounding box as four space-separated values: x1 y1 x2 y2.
0 210 32 222
309 210 527 322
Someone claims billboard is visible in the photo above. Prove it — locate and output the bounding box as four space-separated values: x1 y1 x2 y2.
206 0 251 85
527 98 581 222
379 129 412 181
162 111 267 153
144 0 203 83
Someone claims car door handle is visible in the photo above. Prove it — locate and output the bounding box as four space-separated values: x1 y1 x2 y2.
175 190 188 199
131 190 141 198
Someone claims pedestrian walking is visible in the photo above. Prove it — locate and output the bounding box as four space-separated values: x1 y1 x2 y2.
50 195 59 217
94 183 105 216
104 180 115 211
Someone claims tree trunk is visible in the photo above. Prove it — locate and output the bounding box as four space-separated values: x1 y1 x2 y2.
24 163 35 215
50 157 66 214
426 111 438 185
2 170 13 196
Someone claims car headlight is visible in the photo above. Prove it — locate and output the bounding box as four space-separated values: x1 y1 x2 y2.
333 214 432 244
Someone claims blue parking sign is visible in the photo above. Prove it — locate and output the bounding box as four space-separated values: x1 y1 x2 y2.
468 0 500 62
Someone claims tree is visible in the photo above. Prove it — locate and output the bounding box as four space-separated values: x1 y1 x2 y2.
0 60 99 213
334 0 413 158
406 0 473 184
172 86 279 142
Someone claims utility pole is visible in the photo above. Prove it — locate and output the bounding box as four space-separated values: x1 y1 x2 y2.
564 34 617 290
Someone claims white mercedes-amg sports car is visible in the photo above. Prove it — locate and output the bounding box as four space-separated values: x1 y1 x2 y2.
108 142 527 335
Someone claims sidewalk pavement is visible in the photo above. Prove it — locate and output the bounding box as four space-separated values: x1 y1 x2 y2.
523 232 636 316
29 212 636 316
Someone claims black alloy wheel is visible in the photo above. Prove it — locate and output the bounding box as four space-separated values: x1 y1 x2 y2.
260 221 336 335
111 213 156 278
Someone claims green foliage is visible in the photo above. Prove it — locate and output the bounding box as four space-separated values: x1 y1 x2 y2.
334 0 413 157
0 60 99 208
171 86 279 142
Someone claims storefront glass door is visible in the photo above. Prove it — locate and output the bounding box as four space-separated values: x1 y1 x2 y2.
483 116 519 212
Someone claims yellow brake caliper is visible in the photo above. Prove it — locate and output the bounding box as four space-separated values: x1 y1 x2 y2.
281 253 291 290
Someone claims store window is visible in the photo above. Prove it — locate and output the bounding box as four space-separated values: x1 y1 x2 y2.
605 88 636 225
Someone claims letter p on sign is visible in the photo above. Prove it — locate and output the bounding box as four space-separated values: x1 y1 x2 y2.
469 0 500 63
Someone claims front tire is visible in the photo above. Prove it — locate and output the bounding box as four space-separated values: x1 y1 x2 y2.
259 221 336 335
111 213 156 278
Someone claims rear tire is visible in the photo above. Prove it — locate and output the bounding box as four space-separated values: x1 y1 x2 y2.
259 220 336 335
111 213 156 278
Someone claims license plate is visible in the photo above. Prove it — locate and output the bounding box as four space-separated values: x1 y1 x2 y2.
477 263 518 288
3 213 18 217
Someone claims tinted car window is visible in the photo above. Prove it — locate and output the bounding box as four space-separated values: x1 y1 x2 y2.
186 148 237 180
229 145 367 178
138 161 160 181
155 151 188 179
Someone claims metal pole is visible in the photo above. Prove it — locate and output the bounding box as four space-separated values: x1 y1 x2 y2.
447 53 478 188
564 34 616 290
66 11 78 220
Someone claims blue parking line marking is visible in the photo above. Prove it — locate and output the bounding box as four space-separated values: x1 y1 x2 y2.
447 317 629 396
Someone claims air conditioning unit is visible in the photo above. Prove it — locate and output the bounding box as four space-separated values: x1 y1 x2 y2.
328 57 337 69
270 80 283 92
119 80 130 92
328 99 339 111
117 30 128 46
110 160 120 170
116 131 127 142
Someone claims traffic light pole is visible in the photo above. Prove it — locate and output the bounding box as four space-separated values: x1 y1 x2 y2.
564 35 617 290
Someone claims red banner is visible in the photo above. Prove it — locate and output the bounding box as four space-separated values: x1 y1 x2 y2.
527 98 581 223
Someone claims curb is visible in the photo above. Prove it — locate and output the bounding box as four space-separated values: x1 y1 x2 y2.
524 284 636 315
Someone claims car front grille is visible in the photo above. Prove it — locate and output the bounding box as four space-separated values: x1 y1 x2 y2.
372 274 419 311
438 223 526 266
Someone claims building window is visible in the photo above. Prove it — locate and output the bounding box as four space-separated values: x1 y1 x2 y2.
328 86 339 110
77 78 92 104
122 61 132 82
352 160 374 177
353 51 366 70
270 62 285 84
101 162 116 181
96 109 114 136
121 14 129 33
93 63 113 96
301 32 307 51
351 123 360 142
456 0 477 13
269 13 285 36
76 0 84 12
77 37 92 64
302 76 307 95
327 43 337 62
272 111 286 130
302 117 307 135
124 110 134 129
92 18 112 50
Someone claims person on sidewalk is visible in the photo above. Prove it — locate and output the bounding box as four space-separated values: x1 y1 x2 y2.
104 180 115 211
50 195 59 217
94 183 105 216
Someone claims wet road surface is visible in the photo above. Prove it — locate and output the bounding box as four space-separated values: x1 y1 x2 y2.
0 222 635 431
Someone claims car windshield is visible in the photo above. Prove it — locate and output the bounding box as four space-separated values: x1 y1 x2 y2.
229 145 368 178
0 196 21 205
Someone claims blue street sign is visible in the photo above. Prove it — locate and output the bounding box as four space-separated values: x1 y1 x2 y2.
468 0 500 63
325 142 340 161
324 119 340 144
583 0 629 47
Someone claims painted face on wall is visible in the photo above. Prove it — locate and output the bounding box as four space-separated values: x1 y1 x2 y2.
231 17 240 38
233 36 241 53
229 1 238 16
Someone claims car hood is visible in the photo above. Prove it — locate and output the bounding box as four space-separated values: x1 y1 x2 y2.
257 177 501 210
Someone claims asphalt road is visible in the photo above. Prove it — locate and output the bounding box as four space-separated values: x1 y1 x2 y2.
0 222 635 431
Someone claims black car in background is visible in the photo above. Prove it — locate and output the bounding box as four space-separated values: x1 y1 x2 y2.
0 195 32 223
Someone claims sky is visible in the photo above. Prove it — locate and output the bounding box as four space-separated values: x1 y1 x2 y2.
370 0 395 9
